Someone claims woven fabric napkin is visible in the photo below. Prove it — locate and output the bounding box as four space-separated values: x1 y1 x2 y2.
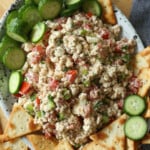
130 0 150 47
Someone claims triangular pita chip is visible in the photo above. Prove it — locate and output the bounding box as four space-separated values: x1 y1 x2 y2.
133 46 150 75
26 133 58 150
0 104 41 142
90 114 127 150
126 138 139 150
138 68 150 97
144 97 150 118
0 138 29 150
82 141 112 150
98 0 117 25
54 140 74 150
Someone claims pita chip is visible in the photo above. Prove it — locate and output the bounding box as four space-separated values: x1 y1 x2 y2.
82 141 112 150
0 138 29 150
90 114 127 150
98 0 117 25
144 97 150 118
138 68 150 97
126 138 139 150
133 46 150 74
0 104 41 142
54 140 74 150
26 133 58 150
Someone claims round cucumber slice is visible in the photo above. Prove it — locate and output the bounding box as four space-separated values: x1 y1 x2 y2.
20 5 42 28
31 22 46 43
124 116 148 140
3 48 26 70
9 71 23 94
124 95 146 116
0 35 19 62
7 18 28 43
39 0 62 19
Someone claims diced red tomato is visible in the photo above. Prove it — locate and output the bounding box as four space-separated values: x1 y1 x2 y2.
19 81 31 95
49 78 59 91
56 24 63 30
43 30 50 46
33 45 45 56
36 97 41 106
66 70 78 83
117 100 123 109
13 93 22 98
84 24 92 30
86 12 93 18
101 30 109 40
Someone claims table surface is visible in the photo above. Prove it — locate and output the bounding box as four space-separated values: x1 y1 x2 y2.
0 0 133 130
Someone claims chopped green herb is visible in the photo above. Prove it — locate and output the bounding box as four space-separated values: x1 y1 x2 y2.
122 54 131 63
102 114 109 124
62 88 71 100
83 80 90 87
30 93 36 101
121 45 129 51
58 112 65 120
48 94 56 109
80 29 88 35
94 101 103 110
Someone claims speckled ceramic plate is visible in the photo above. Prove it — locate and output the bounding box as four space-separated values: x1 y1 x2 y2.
0 0 145 149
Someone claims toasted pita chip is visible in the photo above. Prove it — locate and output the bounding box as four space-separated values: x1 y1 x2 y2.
26 133 57 150
138 68 150 97
82 141 112 150
141 134 150 144
133 46 150 75
126 138 140 150
90 114 127 150
0 138 28 150
54 140 74 150
98 0 117 25
0 104 41 142
144 97 150 118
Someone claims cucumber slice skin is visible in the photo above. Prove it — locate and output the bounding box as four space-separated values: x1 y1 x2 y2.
3 48 26 70
20 5 42 28
7 18 28 43
124 116 148 140
34 0 40 4
25 0 35 5
65 0 82 10
60 8 75 17
9 71 23 94
31 22 46 43
82 0 102 17
0 35 19 62
39 0 62 20
6 10 18 25
124 95 146 116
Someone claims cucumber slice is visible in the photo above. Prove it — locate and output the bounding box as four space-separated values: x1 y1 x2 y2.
39 0 62 19
19 5 42 28
9 71 23 94
65 0 82 9
0 35 19 62
124 116 148 140
31 22 46 43
3 48 26 70
25 0 35 5
124 95 146 116
34 0 40 4
6 10 18 25
7 18 28 43
82 0 102 17
61 8 75 17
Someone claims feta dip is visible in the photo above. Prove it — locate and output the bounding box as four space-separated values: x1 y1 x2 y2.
18 12 138 147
